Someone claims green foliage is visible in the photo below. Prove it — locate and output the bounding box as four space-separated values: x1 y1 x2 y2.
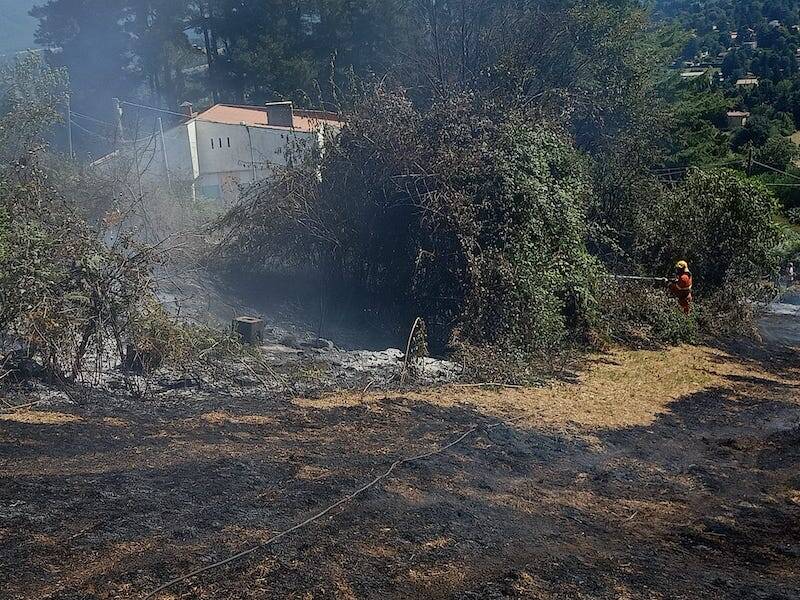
0 52 67 162
0 54 159 380
30 0 407 127
11 0 788 368
220 90 605 355
214 3 791 356
753 135 799 170
732 114 773 148
599 284 698 347
649 169 782 290
774 218 800 262
455 118 603 354
668 89 737 166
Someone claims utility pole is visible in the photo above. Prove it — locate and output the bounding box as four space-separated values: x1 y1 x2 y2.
157 117 173 193
245 124 257 181
65 94 74 159
747 145 754 176
112 98 124 146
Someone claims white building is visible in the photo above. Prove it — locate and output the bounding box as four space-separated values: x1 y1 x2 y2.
735 75 759 88
726 110 750 129
97 101 343 205
680 68 709 80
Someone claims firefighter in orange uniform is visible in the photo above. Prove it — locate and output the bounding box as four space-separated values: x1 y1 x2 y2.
669 260 693 315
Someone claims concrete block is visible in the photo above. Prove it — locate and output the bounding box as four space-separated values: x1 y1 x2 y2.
232 316 265 344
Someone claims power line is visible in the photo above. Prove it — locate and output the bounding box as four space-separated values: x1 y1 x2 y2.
651 159 744 174
653 158 800 183
70 120 110 141
120 100 187 118
70 120 159 145
71 111 114 127
751 159 800 183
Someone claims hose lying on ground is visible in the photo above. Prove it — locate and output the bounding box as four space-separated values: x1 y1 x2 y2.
143 414 523 599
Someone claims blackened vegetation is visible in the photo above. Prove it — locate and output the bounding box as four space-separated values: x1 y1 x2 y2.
0 56 245 389
220 94 600 361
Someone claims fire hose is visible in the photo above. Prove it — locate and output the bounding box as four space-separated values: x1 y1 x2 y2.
613 275 670 283
143 415 525 599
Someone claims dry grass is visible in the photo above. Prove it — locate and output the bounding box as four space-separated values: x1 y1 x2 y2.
2 341 799 599
0 411 83 425
303 344 797 430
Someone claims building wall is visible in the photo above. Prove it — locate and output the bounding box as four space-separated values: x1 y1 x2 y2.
113 118 323 206
191 121 319 203
128 122 195 187
163 124 196 180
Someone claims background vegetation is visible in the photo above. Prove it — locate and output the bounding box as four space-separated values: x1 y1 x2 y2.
1 0 797 384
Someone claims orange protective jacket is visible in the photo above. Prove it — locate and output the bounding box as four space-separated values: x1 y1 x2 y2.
672 272 693 298
670 272 693 315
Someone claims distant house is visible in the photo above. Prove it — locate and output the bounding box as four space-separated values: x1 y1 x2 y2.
94 101 343 204
769 20 782 28
726 110 750 129
735 75 759 88
742 40 758 50
681 69 709 80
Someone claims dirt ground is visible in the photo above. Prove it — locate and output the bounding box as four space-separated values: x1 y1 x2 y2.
1 338 799 599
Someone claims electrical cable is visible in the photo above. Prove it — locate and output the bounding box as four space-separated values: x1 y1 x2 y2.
71 111 114 127
120 100 187 118
69 120 111 141
650 159 743 174
750 159 800 182
70 120 159 145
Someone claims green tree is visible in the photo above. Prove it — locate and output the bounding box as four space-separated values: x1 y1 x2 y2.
651 169 781 289
754 135 799 170
0 54 158 377
31 0 136 122
733 113 773 148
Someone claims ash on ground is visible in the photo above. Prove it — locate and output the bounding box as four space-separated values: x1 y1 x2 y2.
151 268 461 394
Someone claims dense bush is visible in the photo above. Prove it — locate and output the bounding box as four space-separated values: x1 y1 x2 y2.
0 155 160 380
452 115 604 354
648 169 781 292
220 90 788 359
0 55 161 381
599 283 698 348
220 91 605 355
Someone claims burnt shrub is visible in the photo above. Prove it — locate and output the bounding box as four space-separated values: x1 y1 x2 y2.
218 91 604 356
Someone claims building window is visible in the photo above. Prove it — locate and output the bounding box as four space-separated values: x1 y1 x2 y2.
227 137 231 148
219 138 223 149
211 138 215 149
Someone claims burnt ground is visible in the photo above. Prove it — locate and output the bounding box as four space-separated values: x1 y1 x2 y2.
1 341 799 600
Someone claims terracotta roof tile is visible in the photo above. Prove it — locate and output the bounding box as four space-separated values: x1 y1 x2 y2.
196 104 343 132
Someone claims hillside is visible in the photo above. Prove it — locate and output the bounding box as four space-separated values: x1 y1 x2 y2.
0 0 38 55
3 338 799 598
